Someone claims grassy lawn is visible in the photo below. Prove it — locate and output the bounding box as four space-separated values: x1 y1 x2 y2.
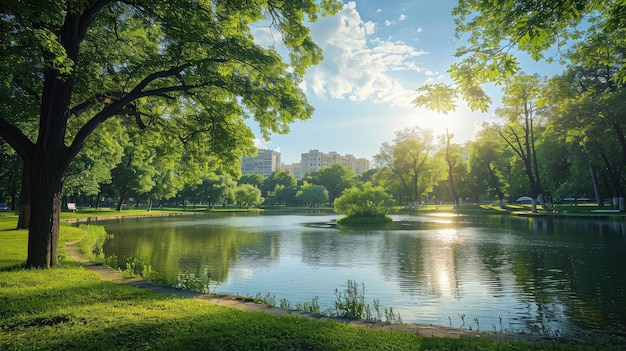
0 217 597 350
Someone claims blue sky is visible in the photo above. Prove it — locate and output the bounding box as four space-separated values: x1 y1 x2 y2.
249 1 564 165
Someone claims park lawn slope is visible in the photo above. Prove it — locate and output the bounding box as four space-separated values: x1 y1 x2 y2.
0 219 591 350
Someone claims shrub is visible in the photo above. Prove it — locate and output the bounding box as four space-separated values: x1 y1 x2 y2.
334 183 394 218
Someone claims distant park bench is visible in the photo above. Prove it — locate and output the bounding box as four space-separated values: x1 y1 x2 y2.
67 203 77 212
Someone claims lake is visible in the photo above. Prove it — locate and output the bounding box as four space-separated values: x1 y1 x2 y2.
101 211 626 343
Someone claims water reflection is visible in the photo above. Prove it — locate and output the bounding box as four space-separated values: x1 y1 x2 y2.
101 212 626 343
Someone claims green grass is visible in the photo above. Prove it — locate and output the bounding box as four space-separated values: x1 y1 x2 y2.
0 217 599 350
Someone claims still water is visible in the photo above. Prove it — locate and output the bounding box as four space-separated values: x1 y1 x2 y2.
101 212 626 342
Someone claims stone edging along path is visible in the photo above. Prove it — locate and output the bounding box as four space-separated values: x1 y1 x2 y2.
64 238 545 344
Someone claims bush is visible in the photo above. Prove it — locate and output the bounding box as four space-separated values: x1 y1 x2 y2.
334 183 394 219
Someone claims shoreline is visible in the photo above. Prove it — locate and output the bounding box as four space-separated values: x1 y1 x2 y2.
65 228 553 345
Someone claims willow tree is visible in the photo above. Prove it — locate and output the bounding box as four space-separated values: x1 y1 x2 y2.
0 0 340 268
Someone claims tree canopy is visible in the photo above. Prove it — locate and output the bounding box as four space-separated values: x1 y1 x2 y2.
414 0 626 112
0 0 341 267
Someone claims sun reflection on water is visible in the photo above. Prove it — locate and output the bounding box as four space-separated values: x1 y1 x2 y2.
437 228 460 243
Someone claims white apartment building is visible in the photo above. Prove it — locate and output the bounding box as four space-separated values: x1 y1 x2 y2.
297 149 370 178
240 149 281 178
280 163 303 180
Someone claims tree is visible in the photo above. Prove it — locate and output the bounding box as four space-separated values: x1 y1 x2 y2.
415 1 626 113
334 183 394 219
265 183 297 206
0 143 21 211
63 119 125 202
374 127 436 206
355 168 378 184
110 143 156 211
261 170 296 197
542 47 626 208
238 173 265 189
200 172 237 208
496 74 547 212
467 124 512 207
234 184 263 208
0 0 340 267
304 164 354 204
295 182 328 207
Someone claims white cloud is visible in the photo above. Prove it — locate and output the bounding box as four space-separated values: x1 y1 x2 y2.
306 1 428 107
416 27 423 33
384 20 395 26
364 21 376 35
399 14 407 21
376 8 382 13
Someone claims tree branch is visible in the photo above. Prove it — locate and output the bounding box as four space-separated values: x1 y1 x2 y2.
78 0 113 42
0 116 35 163
66 63 226 161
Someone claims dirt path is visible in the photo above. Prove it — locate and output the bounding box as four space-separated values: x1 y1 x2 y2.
64 240 544 343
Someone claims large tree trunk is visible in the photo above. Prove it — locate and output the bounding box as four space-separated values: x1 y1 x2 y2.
24 56 75 267
26 160 65 268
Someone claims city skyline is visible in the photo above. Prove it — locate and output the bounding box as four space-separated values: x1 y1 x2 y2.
243 148 370 180
246 0 565 164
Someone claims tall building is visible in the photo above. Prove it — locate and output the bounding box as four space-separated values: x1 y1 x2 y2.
299 150 370 177
241 149 281 178
280 163 303 180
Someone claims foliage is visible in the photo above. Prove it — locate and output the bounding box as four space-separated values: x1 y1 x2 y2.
238 173 265 189
374 127 436 204
261 171 297 196
304 164 355 203
176 270 218 294
200 172 237 207
415 0 626 113
333 280 368 319
334 183 394 219
332 280 401 324
76 224 108 262
294 296 322 315
120 256 157 280
234 183 264 207
0 0 342 268
63 120 126 197
466 124 512 205
295 182 329 206
261 171 298 206
0 142 21 209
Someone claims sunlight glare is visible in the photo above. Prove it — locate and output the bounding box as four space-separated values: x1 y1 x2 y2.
437 228 458 244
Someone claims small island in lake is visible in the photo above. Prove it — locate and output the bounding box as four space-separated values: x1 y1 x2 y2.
334 183 394 225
